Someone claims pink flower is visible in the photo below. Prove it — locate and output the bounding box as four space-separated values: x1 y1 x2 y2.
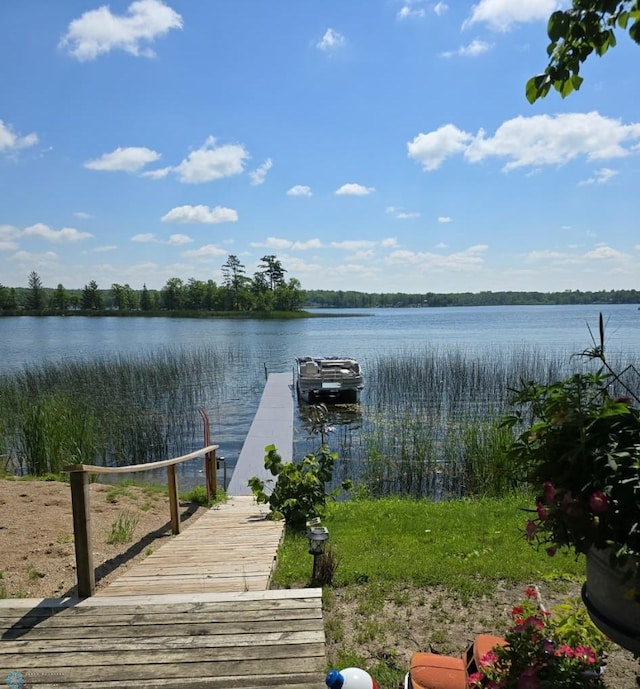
589 491 608 513
479 651 498 667
536 502 548 521
517 667 540 689
555 644 575 657
515 615 544 633
575 645 597 664
467 671 485 686
543 481 555 504
525 520 537 541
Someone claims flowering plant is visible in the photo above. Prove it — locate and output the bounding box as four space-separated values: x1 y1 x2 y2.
503 316 640 570
468 587 608 689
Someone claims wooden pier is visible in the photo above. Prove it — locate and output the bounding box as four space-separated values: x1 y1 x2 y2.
0 373 326 688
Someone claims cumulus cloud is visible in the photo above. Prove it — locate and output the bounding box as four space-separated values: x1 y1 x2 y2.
408 112 640 172
59 0 183 61
131 233 157 243
73 211 92 220
434 2 449 15
335 183 375 196
22 223 93 242
84 146 161 173
0 119 38 153
579 167 619 186
141 166 172 179
181 244 228 259
167 234 192 245
526 245 632 264
161 205 238 224
0 224 19 251
398 6 426 19
438 216 452 223
464 0 559 31
249 158 273 186
287 185 313 197
251 237 324 251
387 244 488 271
174 136 249 183
440 39 492 58
317 28 346 52
386 207 420 219
331 240 377 251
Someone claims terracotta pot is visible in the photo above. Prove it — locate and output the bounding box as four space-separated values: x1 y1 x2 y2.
582 546 640 654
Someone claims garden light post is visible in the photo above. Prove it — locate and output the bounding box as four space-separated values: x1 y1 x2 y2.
306 519 329 585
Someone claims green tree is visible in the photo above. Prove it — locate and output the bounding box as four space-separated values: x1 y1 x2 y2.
258 255 287 291
222 254 249 310
111 283 138 310
26 271 46 311
49 283 71 312
140 284 153 311
0 284 19 312
160 278 184 311
81 280 103 310
527 1 640 102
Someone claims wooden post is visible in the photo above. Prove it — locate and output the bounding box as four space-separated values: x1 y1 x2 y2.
206 448 217 500
69 470 95 597
167 464 180 535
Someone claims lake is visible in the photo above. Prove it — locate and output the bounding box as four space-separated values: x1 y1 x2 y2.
1 305 638 485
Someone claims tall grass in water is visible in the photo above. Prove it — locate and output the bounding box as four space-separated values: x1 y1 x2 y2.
341 345 640 499
0 346 245 475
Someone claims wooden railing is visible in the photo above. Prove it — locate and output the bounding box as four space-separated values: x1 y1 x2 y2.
63 444 219 597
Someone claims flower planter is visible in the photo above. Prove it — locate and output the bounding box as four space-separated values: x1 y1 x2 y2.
582 546 640 654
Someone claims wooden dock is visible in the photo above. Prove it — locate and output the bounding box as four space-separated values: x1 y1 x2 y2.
0 374 327 687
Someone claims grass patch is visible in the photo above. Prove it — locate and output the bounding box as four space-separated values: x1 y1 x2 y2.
107 511 139 544
180 485 226 507
273 494 585 599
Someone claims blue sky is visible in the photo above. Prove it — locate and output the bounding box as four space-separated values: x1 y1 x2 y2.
1 0 639 293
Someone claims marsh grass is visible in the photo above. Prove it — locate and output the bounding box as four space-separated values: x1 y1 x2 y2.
0 345 248 475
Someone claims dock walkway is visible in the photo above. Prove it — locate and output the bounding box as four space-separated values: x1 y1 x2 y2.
0 373 327 688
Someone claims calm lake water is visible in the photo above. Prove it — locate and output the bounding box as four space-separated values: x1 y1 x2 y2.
1 305 638 484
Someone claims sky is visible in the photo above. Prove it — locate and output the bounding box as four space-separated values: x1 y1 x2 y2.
1 0 639 294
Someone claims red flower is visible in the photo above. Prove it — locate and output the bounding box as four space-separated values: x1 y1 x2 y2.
536 502 548 521
525 520 537 541
524 587 537 599
589 491 608 513
543 481 555 504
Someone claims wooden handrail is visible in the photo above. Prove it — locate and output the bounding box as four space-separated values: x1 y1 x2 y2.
62 444 219 598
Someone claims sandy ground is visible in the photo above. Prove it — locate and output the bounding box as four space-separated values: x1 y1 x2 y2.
0 478 207 599
1 479 638 687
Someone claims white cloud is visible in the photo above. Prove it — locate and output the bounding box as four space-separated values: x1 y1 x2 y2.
131 233 157 243
161 204 238 224
331 240 377 251
386 207 420 219
317 28 346 52
167 234 193 245
0 119 38 153
141 166 172 179
94 245 117 253
11 250 58 263
464 0 560 32
287 185 313 197
380 238 398 248
291 239 324 251
335 183 375 196
387 244 488 271
0 224 19 251
59 0 183 61
251 237 324 251
22 223 93 242
578 167 619 186
181 244 228 259
526 245 632 264
249 158 273 186
84 146 161 173
398 6 426 19
441 39 492 58
438 216 452 223
409 112 640 172
434 2 449 16
174 136 249 183
408 124 473 171
73 211 92 220
583 246 630 261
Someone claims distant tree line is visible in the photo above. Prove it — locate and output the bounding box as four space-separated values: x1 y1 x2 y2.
305 289 640 308
0 255 305 315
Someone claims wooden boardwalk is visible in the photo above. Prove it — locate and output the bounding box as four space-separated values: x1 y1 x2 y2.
95 496 284 596
0 374 327 687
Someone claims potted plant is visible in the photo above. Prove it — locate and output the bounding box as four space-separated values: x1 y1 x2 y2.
467 587 608 689
503 316 640 653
